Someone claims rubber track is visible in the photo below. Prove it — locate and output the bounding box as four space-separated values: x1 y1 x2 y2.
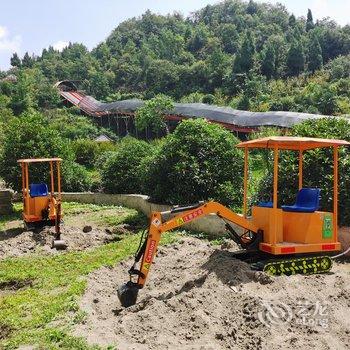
252 256 332 276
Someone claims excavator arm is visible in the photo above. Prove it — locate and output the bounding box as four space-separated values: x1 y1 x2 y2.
118 201 259 307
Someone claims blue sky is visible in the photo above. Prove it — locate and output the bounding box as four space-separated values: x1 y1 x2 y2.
0 0 349 70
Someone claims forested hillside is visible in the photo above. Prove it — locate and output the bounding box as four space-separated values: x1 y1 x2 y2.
2 0 350 115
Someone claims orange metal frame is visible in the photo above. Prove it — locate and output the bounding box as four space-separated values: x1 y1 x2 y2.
237 137 349 255
18 158 62 223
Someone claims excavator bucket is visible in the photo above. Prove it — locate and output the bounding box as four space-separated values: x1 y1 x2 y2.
117 281 139 307
52 239 67 250
52 202 67 250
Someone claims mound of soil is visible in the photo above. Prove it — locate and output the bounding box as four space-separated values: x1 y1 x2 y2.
0 226 116 259
74 237 350 350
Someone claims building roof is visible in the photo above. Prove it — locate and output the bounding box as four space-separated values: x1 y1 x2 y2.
95 134 112 142
237 136 350 150
55 80 341 131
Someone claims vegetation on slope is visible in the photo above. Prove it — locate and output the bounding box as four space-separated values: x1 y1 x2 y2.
1 0 350 115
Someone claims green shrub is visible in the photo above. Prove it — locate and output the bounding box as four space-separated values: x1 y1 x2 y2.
61 162 93 192
255 117 350 225
101 137 153 194
0 111 92 192
72 139 100 167
45 109 101 140
95 150 117 171
144 119 244 207
135 95 174 133
180 92 205 103
202 94 215 104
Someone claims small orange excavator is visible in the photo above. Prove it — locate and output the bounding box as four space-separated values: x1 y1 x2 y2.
118 136 350 307
18 158 66 249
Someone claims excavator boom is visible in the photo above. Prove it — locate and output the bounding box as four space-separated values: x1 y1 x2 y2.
118 201 259 307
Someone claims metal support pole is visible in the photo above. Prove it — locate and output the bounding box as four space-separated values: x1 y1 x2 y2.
298 150 303 190
333 146 338 242
243 147 248 218
25 163 30 215
57 161 61 201
272 147 279 245
273 147 279 210
50 161 55 195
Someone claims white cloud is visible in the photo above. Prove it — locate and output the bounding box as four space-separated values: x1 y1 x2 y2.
0 25 21 53
0 26 7 39
52 40 69 51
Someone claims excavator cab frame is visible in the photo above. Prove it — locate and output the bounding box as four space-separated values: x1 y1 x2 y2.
18 157 65 249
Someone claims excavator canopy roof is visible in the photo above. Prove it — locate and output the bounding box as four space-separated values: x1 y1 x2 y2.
17 158 62 163
237 136 350 151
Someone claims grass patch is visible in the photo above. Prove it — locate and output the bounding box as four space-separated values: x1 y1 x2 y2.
0 203 22 230
62 202 146 229
0 231 179 349
62 202 117 215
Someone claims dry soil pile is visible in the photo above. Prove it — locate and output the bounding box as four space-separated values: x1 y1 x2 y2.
0 226 115 259
74 237 350 350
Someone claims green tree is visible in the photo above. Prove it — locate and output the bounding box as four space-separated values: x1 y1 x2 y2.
22 52 34 68
10 53 21 68
0 112 67 190
207 48 230 89
88 69 111 99
0 111 91 192
216 23 239 54
188 24 210 53
286 40 305 76
10 69 60 114
10 70 36 114
306 9 314 32
233 32 256 74
145 59 179 95
315 85 339 115
246 0 258 15
308 34 323 72
237 94 251 110
261 43 276 79
288 14 296 27
135 95 174 134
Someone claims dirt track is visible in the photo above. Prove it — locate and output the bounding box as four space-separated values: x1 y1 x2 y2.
74 237 350 350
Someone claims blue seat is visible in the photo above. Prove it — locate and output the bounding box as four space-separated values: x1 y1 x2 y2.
281 188 320 213
29 183 48 198
257 201 273 208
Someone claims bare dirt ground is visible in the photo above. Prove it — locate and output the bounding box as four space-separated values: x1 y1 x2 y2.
74 237 350 350
0 225 116 259
0 203 140 259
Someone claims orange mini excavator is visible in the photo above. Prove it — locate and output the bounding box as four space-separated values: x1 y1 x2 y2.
18 158 65 249
118 136 350 307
